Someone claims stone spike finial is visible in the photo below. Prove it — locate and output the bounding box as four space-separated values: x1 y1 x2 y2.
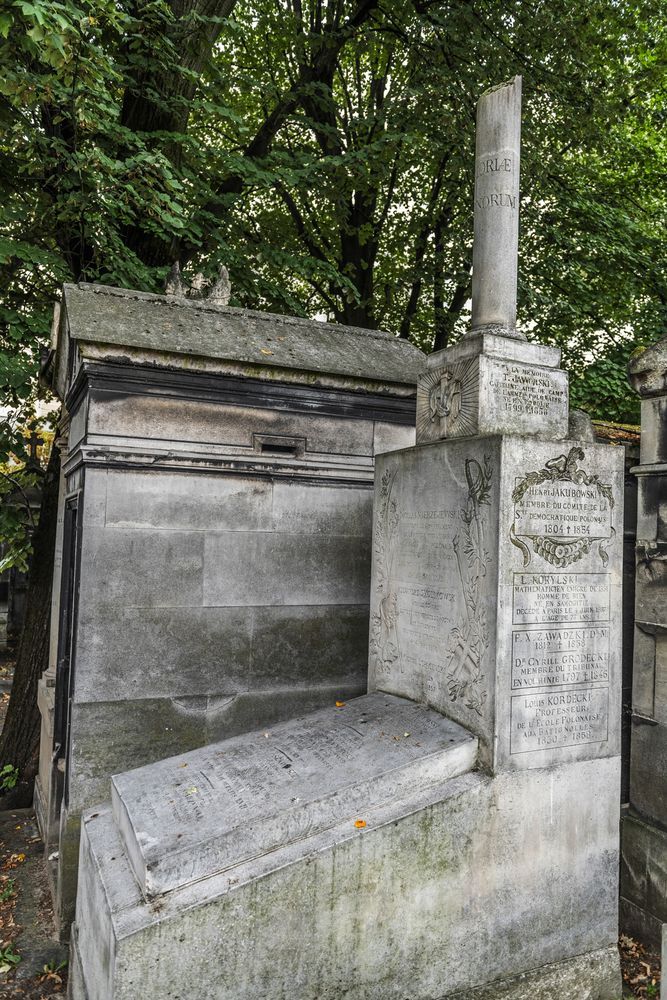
207 265 231 306
188 272 207 299
165 261 186 298
469 75 524 340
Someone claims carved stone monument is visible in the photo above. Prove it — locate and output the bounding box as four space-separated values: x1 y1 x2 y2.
68 80 624 1000
620 338 667 945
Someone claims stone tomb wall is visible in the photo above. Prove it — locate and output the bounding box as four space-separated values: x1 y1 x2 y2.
369 435 624 771
65 382 415 813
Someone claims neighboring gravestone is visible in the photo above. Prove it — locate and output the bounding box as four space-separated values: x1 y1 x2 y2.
38 283 424 934
620 338 667 946
67 78 624 1000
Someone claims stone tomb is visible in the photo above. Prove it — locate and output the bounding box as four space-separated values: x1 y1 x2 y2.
37 281 424 932
68 431 624 1000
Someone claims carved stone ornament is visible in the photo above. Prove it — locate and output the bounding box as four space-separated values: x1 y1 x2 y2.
446 456 493 717
417 358 479 441
510 447 615 568
370 468 400 674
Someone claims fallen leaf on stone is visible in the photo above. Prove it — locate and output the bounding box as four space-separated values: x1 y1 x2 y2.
335 701 346 708
260 348 273 355
354 819 366 829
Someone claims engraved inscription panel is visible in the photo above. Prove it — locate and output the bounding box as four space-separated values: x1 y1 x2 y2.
510 686 609 753
371 451 495 721
512 573 611 625
511 626 610 690
514 480 612 539
508 447 616 757
486 360 567 421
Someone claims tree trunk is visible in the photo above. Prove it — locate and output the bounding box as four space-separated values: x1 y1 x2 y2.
0 441 60 807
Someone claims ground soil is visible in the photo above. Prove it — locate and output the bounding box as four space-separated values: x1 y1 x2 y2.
0 652 67 999
620 933 661 998
0 809 68 999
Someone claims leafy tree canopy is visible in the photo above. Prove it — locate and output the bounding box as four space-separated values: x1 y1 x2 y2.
1 0 666 463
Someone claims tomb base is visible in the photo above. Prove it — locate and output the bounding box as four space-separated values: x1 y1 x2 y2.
445 946 621 1000
68 695 620 1000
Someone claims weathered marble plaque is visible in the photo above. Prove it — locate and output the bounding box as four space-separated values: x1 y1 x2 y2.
512 573 611 625
112 692 477 897
510 686 609 753
511 625 610 690
500 441 621 765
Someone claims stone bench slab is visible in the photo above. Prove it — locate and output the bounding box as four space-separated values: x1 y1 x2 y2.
111 692 477 897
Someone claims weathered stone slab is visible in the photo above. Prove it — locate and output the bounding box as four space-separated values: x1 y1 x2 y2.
111 692 477 897
202 530 371 606
60 282 426 392
74 604 369 703
369 435 624 770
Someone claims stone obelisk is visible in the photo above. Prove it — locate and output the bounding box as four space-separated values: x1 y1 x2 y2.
470 76 522 339
416 76 568 443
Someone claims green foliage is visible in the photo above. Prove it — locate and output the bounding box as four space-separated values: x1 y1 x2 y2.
0 764 19 791
0 941 21 972
569 340 645 425
43 958 68 974
0 0 664 551
0 878 16 903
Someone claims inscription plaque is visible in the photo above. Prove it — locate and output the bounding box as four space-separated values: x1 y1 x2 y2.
486 359 567 421
514 481 612 539
511 626 610 690
510 685 609 753
512 573 611 625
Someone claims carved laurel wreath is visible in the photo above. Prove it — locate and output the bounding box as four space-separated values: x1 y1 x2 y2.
510 447 614 569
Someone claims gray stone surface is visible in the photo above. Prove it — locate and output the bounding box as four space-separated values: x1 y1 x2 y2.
620 810 667 949
628 334 667 399
470 76 522 339
569 408 596 443
111 693 477 897
369 435 624 770
427 332 561 370
445 947 621 1000
59 282 426 395
70 756 620 1000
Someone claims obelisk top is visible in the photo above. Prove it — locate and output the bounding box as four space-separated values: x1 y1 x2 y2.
469 75 524 340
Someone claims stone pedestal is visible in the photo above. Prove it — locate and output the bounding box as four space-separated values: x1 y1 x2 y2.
369 433 623 773
416 334 568 443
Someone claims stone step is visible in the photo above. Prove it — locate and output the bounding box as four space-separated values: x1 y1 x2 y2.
111 692 478 898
